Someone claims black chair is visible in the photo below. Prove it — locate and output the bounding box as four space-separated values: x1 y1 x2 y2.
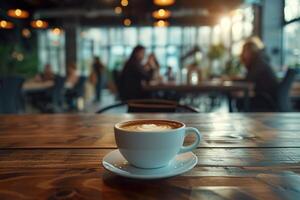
73 76 87 98
65 76 86 110
51 75 66 112
112 69 122 100
0 76 25 114
96 99 199 113
251 68 298 112
32 75 66 113
277 68 298 112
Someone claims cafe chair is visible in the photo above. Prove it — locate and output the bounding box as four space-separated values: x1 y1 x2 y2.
276 68 298 112
96 99 199 113
51 75 66 112
251 68 298 112
34 75 66 113
65 76 87 110
112 69 122 100
0 76 25 114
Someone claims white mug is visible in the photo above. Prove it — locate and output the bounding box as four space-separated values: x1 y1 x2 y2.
114 119 202 169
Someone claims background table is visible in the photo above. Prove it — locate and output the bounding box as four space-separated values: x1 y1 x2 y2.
144 81 253 111
0 114 300 199
22 80 54 93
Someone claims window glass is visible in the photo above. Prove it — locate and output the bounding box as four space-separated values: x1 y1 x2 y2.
139 27 152 47
109 28 123 45
38 30 65 75
168 27 182 45
124 28 137 46
154 27 167 45
284 22 300 66
285 0 300 21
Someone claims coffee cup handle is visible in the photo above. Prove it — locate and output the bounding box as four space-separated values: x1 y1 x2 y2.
179 127 202 154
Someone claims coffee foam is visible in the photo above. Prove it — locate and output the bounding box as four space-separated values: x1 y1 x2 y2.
119 120 182 132
129 123 173 132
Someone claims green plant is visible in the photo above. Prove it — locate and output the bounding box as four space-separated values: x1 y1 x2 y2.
208 44 226 60
0 44 38 78
0 45 14 75
224 57 242 75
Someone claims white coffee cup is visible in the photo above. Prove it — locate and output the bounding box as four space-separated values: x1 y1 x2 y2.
114 119 202 169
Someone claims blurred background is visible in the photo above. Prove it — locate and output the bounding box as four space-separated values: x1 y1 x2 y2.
0 0 299 114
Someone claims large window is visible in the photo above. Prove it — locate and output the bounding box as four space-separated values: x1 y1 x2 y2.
37 6 254 75
284 0 300 66
38 29 65 75
284 0 300 22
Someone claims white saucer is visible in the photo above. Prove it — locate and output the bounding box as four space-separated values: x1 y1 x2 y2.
102 150 198 179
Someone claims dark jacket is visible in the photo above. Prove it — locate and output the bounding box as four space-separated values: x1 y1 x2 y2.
246 52 279 99
120 60 153 100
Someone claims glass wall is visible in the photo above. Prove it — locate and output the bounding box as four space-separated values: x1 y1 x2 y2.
37 6 254 75
284 0 300 21
38 29 65 75
284 0 300 67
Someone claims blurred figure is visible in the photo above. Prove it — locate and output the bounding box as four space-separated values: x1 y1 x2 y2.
65 62 79 88
165 66 175 82
35 63 54 82
91 56 105 102
238 36 279 111
187 62 202 85
120 45 153 100
145 53 163 84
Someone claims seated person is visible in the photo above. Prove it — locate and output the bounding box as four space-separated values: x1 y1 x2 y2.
236 37 279 111
35 64 54 82
165 66 176 83
65 63 79 89
144 53 163 84
119 45 153 100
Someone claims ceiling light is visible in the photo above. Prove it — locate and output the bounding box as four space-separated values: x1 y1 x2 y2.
153 0 175 6
52 28 62 35
114 6 122 14
124 18 131 26
0 20 14 29
121 0 128 7
152 9 171 19
7 9 29 19
30 20 48 29
22 28 31 38
154 20 169 27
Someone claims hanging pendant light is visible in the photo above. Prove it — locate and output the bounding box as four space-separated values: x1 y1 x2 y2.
152 9 171 19
0 20 14 29
30 20 48 29
153 0 175 6
123 18 132 26
7 9 29 19
154 20 169 27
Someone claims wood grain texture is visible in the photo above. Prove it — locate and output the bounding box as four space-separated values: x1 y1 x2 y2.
1 148 300 169
0 166 299 199
1 113 300 148
1 113 300 200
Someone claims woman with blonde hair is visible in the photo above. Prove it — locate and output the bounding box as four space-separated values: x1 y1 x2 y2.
238 36 279 111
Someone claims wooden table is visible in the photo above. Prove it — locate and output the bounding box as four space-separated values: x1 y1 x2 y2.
1 113 300 199
144 81 253 112
22 80 54 93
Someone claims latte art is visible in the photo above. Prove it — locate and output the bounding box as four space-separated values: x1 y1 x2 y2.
132 124 173 131
119 120 182 132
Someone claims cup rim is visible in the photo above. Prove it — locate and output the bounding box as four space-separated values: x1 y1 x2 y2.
114 119 185 133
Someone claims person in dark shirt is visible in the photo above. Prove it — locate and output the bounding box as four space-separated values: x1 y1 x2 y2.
239 37 279 111
92 56 105 102
119 45 153 100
